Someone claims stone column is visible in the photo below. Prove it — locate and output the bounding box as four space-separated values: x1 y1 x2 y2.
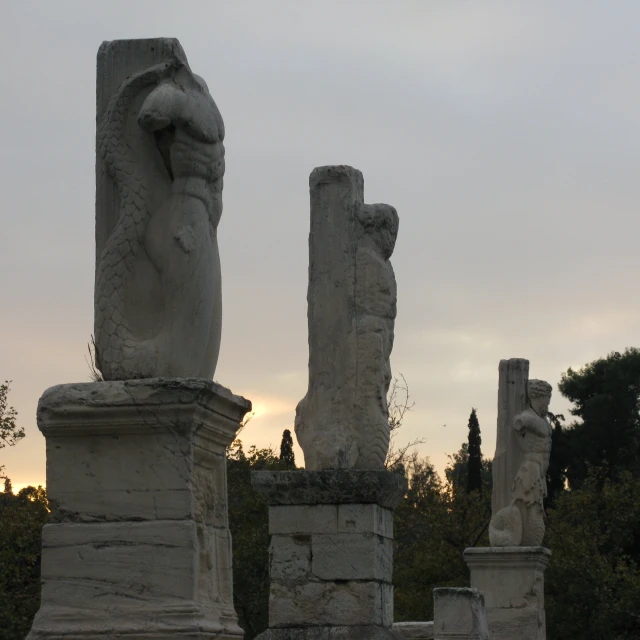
251 469 407 640
27 378 250 640
295 165 399 471
492 358 529 516
464 548 551 640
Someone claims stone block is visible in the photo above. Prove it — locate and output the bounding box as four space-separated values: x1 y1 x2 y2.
271 535 311 581
27 378 250 640
433 588 489 639
257 627 406 639
338 503 393 538
392 622 434 639
270 581 390 628
464 546 550 640
40 521 198 603
40 378 249 524
252 469 407 508
311 533 392 582
270 505 339 535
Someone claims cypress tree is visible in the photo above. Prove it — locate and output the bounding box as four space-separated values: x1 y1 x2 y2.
466 408 483 493
279 429 296 469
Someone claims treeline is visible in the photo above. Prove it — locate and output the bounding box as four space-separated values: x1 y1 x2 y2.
2 350 640 639
228 348 640 639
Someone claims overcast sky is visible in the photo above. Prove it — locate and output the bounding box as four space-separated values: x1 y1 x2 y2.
2 1 640 489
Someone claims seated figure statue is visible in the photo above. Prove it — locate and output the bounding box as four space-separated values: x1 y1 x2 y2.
489 379 553 547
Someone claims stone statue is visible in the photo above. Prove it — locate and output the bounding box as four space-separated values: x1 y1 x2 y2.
489 378 553 547
295 166 399 470
94 39 225 381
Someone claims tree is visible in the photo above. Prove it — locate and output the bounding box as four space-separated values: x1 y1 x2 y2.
278 429 296 469
558 348 640 488
0 485 49 640
545 469 640 639
545 411 567 508
466 408 482 493
445 442 492 497
385 374 423 471
394 449 492 623
227 440 280 640
0 382 24 482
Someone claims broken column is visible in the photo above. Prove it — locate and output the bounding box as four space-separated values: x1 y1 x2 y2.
254 166 404 639
464 359 552 640
27 38 249 639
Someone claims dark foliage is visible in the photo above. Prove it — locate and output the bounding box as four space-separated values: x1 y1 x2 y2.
466 408 482 494
278 429 296 469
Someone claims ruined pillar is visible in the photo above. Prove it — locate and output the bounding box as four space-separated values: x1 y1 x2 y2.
254 166 404 639
492 358 529 516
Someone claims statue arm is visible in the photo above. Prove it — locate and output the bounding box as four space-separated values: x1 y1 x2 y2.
138 81 184 131
513 412 550 437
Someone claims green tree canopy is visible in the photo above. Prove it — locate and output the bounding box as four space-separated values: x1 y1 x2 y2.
559 348 640 488
227 440 280 639
0 485 49 640
545 469 640 639
0 382 24 483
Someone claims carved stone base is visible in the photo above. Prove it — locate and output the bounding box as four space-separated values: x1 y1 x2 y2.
252 470 407 638
27 378 251 640
463 547 551 640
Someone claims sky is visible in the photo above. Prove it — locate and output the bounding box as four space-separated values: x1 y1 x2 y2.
2 1 640 490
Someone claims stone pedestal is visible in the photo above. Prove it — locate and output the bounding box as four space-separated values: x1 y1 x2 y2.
463 547 551 640
433 588 489 640
251 470 407 640
27 378 251 640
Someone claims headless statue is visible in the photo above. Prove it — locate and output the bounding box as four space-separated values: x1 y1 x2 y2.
294 166 399 470
94 51 224 381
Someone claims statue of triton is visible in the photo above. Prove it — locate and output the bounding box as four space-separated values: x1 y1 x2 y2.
94 40 225 381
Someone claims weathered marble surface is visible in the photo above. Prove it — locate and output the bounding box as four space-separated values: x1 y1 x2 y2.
256 627 405 640
253 470 406 639
433 588 489 640
252 469 407 508
27 379 250 640
392 622 434 639
95 38 225 381
464 546 551 640
489 359 553 547
295 166 399 470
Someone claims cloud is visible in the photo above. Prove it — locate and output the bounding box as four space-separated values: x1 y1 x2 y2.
3 0 640 482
